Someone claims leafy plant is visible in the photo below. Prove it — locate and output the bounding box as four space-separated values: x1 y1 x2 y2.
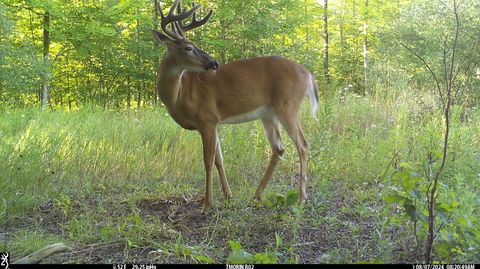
263 189 300 210
226 240 282 264
53 193 73 217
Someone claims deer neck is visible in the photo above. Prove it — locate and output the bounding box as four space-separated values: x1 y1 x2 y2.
157 55 184 109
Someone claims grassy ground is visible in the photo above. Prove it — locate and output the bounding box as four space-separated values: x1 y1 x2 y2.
1 92 479 263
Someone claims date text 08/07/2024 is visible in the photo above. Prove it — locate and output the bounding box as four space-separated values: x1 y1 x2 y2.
414 265 475 269
113 265 253 269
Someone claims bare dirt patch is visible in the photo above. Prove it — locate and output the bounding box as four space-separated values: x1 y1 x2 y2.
136 196 213 241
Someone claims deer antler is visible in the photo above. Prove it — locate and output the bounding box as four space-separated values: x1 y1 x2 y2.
175 1 213 35
156 0 212 40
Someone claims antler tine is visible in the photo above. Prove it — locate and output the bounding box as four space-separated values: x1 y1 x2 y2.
174 1 186 38
156 0 176 40
158 0 199 41
177 2 213 33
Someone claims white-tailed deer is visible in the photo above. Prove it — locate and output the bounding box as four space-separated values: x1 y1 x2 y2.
152 0 318 213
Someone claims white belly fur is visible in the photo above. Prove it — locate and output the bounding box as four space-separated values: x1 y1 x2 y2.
221 105 272 124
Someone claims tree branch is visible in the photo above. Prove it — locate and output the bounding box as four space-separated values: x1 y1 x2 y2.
398 42 445 106
448 1 460 93
425 0 460 263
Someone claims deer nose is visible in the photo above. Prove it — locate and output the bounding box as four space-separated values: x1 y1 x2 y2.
206 60 219 71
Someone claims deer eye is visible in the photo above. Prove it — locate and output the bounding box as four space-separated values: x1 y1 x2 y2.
185 47 193 51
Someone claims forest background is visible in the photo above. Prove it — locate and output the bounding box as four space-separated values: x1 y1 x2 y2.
1 0 479 264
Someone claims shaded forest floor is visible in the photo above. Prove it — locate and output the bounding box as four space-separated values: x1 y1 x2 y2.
1 93 478 263
3 175 418 264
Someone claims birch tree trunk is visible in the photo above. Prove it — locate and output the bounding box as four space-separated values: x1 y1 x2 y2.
363 0 369 95
153 0 160 104
41 11 50 108
323 0 329 88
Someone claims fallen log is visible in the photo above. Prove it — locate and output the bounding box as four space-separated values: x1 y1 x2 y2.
14 243 70 264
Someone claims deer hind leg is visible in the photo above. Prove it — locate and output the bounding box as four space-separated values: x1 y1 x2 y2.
254 117 284 200
278 115 309 204
215 137 233 199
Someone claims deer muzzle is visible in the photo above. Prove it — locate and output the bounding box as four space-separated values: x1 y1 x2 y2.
205 60 219 71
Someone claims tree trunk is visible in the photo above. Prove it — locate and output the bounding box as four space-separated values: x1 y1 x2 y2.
127 76 131 108
99 78 105 108
0 79 2 103
304 0 310 67
105 86 109 109
41 11 50 108
352 0 361 93
363 0 369 95
153 0 160 105
323 0 329 88
137 82 142 109
339 1 345 49
0 25 3 103
220 22 227 64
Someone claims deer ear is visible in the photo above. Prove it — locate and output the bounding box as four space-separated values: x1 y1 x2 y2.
151 29 173 44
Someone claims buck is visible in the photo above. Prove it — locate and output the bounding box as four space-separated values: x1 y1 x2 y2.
152 0 318 213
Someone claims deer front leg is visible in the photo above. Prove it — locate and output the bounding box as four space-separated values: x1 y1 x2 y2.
199 125 217 213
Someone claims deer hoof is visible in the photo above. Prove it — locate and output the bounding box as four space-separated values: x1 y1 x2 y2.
202 203 212 214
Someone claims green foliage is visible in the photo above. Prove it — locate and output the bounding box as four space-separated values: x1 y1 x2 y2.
378 0 480 107
194 254 215 264
4 0 476 107
227 240 255 264
227 240 282 264
0 0 321 107
382 103 480 262
150 235 215 263
53 193 73 218
263 189 300 209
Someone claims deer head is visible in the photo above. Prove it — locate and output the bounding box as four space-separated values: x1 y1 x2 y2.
151 0 219 72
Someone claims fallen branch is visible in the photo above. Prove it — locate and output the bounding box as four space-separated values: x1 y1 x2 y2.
14 243 70 264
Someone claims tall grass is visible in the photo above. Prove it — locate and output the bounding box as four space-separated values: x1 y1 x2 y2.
1 107 195 214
